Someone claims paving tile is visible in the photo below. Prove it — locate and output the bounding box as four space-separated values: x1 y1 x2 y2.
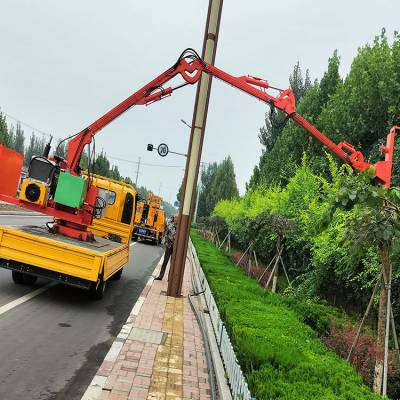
84 258 212 400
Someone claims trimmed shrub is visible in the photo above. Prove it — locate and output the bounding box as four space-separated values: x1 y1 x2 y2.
191 231 381 400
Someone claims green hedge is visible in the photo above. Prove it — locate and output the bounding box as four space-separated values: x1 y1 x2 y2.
191 231 381 400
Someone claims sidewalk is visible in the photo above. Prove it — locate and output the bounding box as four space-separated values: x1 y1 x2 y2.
82 256 212 400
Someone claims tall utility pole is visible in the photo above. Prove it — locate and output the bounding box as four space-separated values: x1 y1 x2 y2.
135 156 141 187
167 0 223 297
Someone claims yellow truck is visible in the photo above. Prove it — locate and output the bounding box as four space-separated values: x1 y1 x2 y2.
133 192 166 244
0 174 137 299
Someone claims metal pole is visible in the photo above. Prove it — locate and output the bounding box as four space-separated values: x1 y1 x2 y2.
167 0 223 297
135 156 141 187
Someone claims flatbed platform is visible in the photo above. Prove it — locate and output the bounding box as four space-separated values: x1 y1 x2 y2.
0 224 129 287
15 225 122 252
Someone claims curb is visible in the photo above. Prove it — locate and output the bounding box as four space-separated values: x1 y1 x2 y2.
81 261 161 400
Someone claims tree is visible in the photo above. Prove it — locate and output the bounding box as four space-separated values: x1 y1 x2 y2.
109 165 121 180
93 151 110 176
8 124 15 150
176 182 183 203
208 156 239 216
290 61 312 103
13 122 25 153
249 61 313 188
197 162 218 218
0 112 9 147
55 140 67 159
251 50 342 186
24 132 46 165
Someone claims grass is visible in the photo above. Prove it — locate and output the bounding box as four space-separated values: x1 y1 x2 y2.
191 231 381 400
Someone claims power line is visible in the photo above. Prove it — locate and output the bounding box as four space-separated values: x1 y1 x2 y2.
0 109 190 168
108 155 185 168
0 110 58 139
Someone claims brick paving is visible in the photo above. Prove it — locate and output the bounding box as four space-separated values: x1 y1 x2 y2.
82 256 211 400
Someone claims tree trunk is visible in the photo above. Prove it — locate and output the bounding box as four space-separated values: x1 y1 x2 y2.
271 236 282 293
373 241 390 394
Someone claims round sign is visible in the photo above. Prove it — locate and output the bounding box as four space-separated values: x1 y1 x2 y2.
157 143 169 157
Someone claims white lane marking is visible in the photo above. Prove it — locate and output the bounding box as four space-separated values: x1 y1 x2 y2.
129 241 137 247
0 282 53 316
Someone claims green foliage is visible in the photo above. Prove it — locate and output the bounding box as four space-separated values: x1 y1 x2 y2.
0 112 10 147
8 122 26 154
93 150 110 176
24 132 46 165
251 30 400 187
197 157 239 220
213 154 396 308
249 61 313 189
13 122 25 153
191 232 380 400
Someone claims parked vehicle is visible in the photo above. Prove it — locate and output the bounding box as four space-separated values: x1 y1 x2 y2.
133 192 166 244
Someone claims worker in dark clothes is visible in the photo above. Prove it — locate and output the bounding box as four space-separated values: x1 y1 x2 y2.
155 215 177 280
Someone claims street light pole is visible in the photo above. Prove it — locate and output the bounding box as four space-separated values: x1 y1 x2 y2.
135 156 141 187
167 0 223 297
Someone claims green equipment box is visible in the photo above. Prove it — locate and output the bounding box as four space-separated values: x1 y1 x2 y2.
54 172 88 208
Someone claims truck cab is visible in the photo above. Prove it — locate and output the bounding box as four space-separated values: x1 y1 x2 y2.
87 174 137 244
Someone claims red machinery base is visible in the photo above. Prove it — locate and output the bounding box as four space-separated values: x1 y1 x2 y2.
54 221 94 242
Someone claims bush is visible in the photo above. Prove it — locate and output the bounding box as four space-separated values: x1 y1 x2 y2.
191 231 380 400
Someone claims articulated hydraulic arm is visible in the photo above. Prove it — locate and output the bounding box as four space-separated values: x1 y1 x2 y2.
67 49 397 190
1 49 396 241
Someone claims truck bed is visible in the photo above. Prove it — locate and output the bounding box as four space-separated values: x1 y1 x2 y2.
0 224 129 288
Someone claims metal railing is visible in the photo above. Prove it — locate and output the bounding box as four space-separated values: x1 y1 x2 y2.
190 242 254 400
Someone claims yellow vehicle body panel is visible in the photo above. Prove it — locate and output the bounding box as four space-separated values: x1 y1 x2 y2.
134 202 144 225
90 218 132 244
0 225 128 282
133 193 166 242
86 174 136 244
154 209 166 235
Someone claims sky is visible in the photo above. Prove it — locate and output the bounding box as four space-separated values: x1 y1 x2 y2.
1 1 399 204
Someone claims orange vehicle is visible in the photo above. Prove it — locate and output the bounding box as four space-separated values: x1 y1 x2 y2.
133 192 166 244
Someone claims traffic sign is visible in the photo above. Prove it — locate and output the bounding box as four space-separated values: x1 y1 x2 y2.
157 143 169 157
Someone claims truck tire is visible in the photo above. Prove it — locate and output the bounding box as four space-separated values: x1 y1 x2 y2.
89 278 106 300
112 268 123 281
12 271 24 284
132 235 138 242
23 274 38 286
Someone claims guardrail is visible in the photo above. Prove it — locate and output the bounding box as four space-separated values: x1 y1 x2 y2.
189 242 254 400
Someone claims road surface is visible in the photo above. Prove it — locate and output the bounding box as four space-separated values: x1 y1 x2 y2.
0 215 163 400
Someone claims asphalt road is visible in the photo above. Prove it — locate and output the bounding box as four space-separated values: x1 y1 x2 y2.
0 215 163 400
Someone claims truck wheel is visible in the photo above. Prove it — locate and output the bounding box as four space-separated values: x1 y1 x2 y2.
89 278 106 300
12 271 24 284
132 235 137 242
112 268 123 281
23 274 38 286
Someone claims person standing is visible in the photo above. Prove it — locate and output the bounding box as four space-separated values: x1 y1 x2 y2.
155 215 177 280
